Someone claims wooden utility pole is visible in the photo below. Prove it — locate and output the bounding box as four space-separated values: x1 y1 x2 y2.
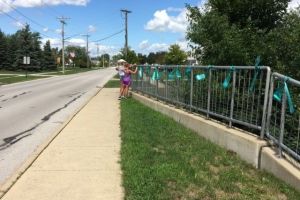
57 16 70 74
120 9 131 58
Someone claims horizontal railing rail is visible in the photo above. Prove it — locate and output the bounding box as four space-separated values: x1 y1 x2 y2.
131 65 300 163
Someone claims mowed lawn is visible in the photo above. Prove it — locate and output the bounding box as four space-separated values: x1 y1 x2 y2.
120 98 300 200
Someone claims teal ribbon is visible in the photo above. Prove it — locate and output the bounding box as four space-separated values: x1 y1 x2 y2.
195 65 212 81
223 66 235 89
273 77 295 114
168 67 182 80
146 66 151 75
175 67 181 79
185 67 192 79
284 78 295 114
249 56 261 92
138 66 143 78
151 67 160 80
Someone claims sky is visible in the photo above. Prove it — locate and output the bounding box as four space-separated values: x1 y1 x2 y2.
0 0 300 57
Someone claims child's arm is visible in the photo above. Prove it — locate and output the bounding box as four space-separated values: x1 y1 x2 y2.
130 65 138 74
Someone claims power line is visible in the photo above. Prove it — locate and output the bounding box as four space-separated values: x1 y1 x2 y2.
1 1 56 32
0 10 51 38
92 29 124 43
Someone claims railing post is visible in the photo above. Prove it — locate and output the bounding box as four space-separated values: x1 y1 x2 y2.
156 68 159 100
189 67 194 111
141 66 144 94
229 70 237 128
265 74 274 139
166 68 169 102
207 68 212 119
278 87 287 158
260 67 271 138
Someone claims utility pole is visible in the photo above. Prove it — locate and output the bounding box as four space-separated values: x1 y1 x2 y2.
102 52 105 68
82 34 90 68
97 43 100 67
57 16 70 74
121 9 131 59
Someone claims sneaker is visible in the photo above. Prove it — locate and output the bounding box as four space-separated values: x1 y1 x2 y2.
118 96 121 100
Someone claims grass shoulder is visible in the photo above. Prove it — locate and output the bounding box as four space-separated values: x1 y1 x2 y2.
120 98 300 199
0 75 50 85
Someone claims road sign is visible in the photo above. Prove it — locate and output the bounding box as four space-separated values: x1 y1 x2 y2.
23 56 30 65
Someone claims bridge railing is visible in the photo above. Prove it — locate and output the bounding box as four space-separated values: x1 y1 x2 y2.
131 65 300 163
266 72 300 161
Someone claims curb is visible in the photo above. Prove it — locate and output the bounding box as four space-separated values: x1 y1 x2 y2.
0 86 104 199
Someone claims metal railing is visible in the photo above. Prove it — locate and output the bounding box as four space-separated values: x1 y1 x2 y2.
132 65 271 136
131 65 300 163
266 73 300 161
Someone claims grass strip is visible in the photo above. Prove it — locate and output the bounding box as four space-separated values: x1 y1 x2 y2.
104 80 120 88
0 76 50 84
120 98 300 200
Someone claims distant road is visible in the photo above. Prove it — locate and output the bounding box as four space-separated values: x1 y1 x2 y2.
0 67 116 185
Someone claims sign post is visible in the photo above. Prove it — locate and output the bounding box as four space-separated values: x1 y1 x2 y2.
23 56 30 78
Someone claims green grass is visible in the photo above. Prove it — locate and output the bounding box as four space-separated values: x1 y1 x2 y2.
113 74 120 79
0 75 50 84
120 99 300 200
104 80 120 88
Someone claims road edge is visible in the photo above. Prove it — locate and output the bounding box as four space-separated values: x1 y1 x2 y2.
0 86 104 198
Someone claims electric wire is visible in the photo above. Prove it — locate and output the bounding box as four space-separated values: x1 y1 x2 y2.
92 29 124 43
1 1 56 32
0 10 51 38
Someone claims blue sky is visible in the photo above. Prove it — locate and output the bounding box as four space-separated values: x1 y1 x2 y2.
0 0 299 56
0 0 202 56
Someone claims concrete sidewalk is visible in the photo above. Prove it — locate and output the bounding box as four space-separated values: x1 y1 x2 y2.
1 88 123 200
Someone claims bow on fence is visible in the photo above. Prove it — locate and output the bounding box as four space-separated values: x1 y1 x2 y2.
151 67 161 80
273 77 295 114
223 66 235 89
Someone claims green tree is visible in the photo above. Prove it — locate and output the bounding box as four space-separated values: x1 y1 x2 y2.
137 53 147 64
99 53 110 67
43 40 56 70
0 30 9 70
186 0 294 68
165 44 187 65
65 46 88 68
120 47 138 64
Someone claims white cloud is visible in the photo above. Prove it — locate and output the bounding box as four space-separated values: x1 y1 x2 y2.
138 40 150 50
289 0 300 9
145 8 188 33
138 39 191 54
0 0 89 12
88 25 96 33
12 20 25 29
138 40 169 53
43 27 49 32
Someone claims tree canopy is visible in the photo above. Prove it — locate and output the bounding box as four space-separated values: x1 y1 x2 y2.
186 0 300 78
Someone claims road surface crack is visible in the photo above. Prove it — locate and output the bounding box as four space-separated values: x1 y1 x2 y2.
0 93 85 150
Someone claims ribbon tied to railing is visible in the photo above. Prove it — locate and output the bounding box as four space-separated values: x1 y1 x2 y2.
222 66 235 89
138 66 143 78
168 67 182 80
273 77 295 114
195 65 212 81
151 66 161 80
249 56 261 92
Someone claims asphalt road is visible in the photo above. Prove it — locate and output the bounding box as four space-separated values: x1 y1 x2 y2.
0 67 116 185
